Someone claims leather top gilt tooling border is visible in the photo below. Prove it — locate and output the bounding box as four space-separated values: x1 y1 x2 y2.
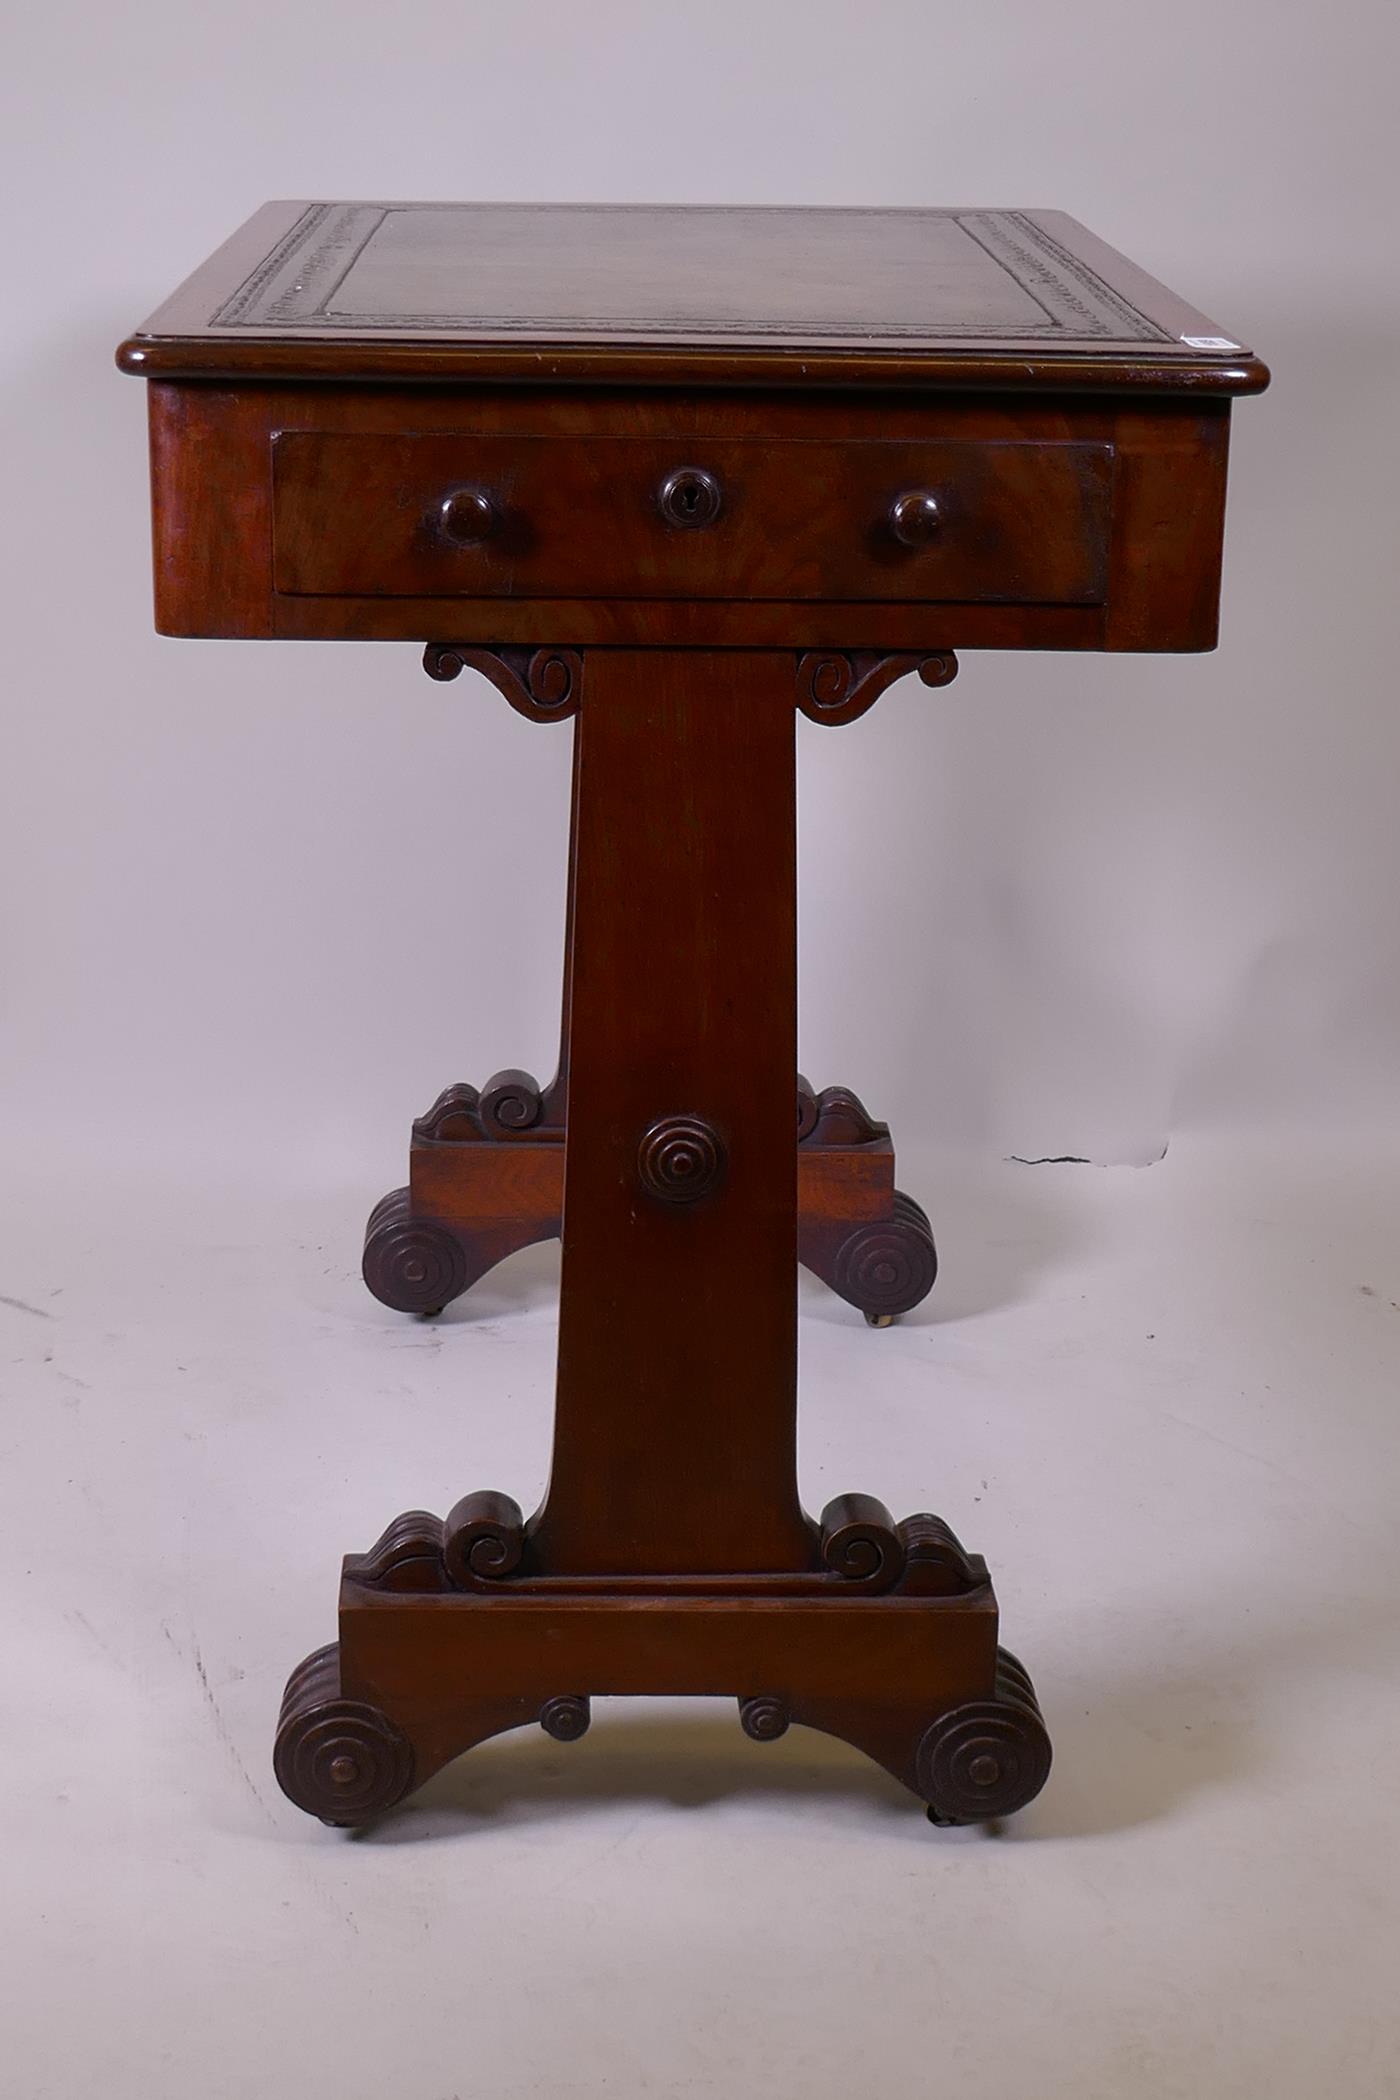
207 203 1176 344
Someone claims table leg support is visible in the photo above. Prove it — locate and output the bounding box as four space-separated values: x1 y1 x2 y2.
362 1088 937 1325
277 646 1048 1831
276 1600 1049 1830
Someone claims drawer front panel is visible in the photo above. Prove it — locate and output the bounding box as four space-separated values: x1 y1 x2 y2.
272 434 1113 605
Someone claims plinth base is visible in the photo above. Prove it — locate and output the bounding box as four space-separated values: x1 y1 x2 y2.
274 1508 1051 1831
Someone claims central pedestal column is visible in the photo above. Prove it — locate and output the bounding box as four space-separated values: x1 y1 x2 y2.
535 649 811 1575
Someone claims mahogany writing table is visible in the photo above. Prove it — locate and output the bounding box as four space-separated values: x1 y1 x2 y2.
119 203 1267 1830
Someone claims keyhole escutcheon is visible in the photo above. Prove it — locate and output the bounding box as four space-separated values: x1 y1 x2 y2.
658 466 723 530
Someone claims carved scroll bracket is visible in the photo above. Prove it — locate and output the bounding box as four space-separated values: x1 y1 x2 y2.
796 1080 887 1147
796 650 958 728
350 1497 984 1601
424 643 583 722
413 1070 564 1144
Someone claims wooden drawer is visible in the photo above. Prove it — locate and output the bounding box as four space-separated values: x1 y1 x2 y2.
272 432 1113 606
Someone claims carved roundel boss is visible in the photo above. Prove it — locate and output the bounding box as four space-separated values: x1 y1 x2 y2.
637 1115 728 1205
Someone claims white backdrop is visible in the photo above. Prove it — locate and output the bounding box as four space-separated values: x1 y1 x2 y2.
3 0 1398 1184
6 10 1400 2099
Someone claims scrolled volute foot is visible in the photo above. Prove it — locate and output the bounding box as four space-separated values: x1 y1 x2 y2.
362 1188 468 1316
917 1648 1052 1825
274 1645 415 1827
832 1190 937 1321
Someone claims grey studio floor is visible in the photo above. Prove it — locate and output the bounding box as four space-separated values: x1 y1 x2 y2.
4 1125 1398 2099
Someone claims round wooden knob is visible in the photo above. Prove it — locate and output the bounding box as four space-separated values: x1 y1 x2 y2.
436 487 498 546
658 467 723 530
889 489 942 547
